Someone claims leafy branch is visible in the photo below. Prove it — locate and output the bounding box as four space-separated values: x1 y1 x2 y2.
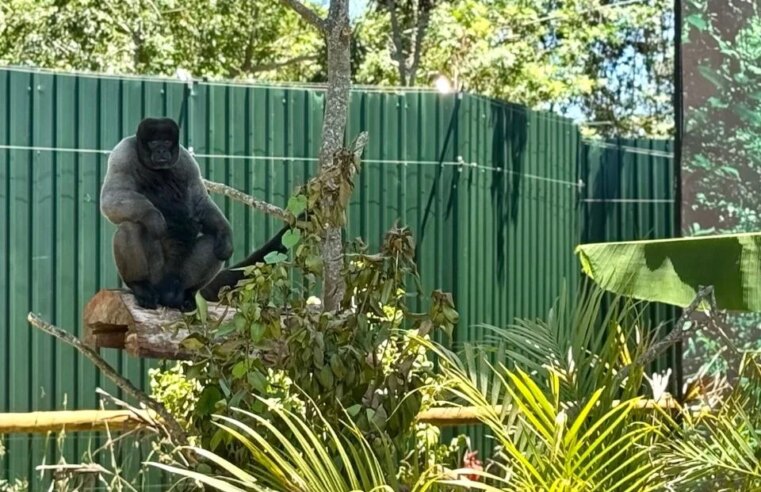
278 0 327 32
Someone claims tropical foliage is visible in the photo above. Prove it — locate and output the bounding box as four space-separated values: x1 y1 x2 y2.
419 285 668 491
147 187 465 488
680 0 761 377
151 283 761 492
657 352 761 490
575 232 761 312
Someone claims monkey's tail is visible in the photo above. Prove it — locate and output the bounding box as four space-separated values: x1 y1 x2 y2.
200 223 292 302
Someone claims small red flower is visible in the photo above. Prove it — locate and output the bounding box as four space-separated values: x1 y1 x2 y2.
462 450 483 481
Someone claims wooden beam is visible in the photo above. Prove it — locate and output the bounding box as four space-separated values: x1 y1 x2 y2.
83 289 235 359
415 395 681 426
0 410 153 434
0 396 685 434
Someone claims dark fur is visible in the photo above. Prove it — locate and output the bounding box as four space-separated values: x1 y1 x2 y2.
200 224 293 302
101 117 234 311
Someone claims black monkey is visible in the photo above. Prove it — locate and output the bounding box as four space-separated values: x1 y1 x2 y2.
101 117 234 311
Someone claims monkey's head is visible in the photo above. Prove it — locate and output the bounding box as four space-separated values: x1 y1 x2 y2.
136 117 180 170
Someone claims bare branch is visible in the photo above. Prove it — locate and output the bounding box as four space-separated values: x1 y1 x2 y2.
26 312 190 447
408 1 433 86
613 285 715 388
249 55 320 74
279 0 327 32
203 179 288 221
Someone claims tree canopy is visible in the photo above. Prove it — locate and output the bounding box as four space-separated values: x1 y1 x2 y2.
0 0 325 82
353 0 674 137
0 0 673 137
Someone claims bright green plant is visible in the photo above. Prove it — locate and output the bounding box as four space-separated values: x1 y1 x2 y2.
575 232 761 313
429 368 666 491
414 285 674 490
151 276 761 492
575 230 761 377
149 362 203 430
149 391 472 492
658 352 761 490
150 394 409 492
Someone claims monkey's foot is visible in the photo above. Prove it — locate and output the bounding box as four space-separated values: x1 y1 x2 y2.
178 294 197 313
130 283 159 310
157 275 185 309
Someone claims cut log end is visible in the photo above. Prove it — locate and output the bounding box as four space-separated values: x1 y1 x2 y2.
83 289 234 360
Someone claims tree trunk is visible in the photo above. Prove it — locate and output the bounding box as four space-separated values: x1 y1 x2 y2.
388 0 409 85
318 0 352 311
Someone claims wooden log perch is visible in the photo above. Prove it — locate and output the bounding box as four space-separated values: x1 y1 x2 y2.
83 289 235 359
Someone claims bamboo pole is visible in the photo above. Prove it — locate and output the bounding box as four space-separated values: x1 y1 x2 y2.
0 396 681 434
0 410 153 434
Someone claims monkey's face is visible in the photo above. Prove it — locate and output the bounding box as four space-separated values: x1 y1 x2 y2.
145 139 177 169
136 117 180 170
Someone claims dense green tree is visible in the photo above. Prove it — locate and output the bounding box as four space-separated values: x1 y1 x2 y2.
0 0 325 82
0 0 673 137
353 0 674 137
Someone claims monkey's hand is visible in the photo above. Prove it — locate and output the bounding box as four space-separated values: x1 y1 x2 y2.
213 231 234 261
142 209 168 238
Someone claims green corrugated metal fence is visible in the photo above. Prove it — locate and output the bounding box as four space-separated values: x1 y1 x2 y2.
0 66 676 486
580 138 680 387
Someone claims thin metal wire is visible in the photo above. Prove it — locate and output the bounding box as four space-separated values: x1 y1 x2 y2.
582 139 674 158
0 144 110 155
0 143 583 187
582 198 674 203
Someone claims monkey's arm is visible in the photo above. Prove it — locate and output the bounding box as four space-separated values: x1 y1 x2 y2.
187 158 233 261
100 154 163 229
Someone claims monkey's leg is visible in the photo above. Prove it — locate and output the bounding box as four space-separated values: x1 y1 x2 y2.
175 235 224 312
113 222 165 309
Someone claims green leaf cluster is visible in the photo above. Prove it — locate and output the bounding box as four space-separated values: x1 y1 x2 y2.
150 192 462 487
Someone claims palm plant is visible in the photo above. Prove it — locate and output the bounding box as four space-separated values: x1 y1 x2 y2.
416 283 675 491
147 393 436 492
658 351 761 491
149 284 696 491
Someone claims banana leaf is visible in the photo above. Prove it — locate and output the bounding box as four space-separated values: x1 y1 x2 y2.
575 232 761 312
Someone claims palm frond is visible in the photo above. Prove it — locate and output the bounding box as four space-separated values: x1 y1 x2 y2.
659 352 761 490
147 393 400 492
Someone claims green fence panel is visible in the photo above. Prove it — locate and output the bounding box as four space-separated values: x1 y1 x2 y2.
0 67 676 487
579 138 680 390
